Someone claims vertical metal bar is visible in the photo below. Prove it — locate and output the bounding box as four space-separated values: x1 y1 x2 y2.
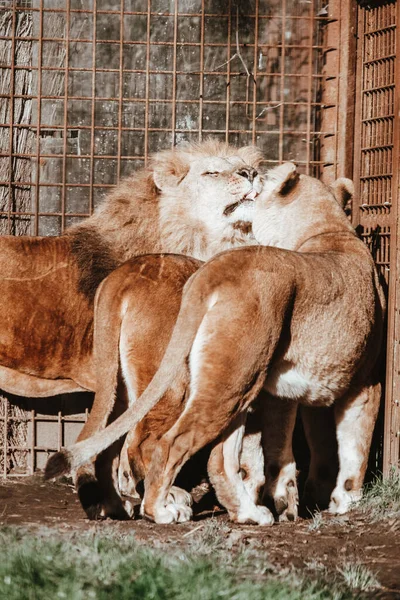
384 0 400 477
117 0 124 182
57 410 62 451
225 0 232 144
198 0 205 142
305 0 314 175
3 399 8 478
278 0 286 164
251 0 259 145
34 0 43 235
352 5 365 229
144 0 151 164
61 0 70 232
7 1 16 235
30 409 35 474
171 0 178 147
89 0 97 215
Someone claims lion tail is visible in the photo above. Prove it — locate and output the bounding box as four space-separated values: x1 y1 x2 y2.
45 275 124 481
44 272 209 479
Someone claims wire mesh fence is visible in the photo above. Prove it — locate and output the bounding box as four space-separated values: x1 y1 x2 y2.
1 0 339 239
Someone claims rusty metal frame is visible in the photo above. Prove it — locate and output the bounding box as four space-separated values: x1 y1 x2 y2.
350 0 398 475
384 1 400 476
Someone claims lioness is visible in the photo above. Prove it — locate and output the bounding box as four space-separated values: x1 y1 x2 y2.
0 140 261 400
46 164 385 524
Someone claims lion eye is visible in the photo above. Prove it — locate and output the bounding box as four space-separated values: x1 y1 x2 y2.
203 171 220 177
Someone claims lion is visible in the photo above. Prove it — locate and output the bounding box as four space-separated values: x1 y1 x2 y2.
0 140 262 402
46 163 385 525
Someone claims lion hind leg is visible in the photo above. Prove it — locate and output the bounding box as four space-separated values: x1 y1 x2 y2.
141 388 242 525
329 382 381 515
142 382 267 524
208 414 273 526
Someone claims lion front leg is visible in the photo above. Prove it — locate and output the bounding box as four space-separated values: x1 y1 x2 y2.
240 428 265 506
118 431 142 501
261 395 299 522
118 426 193 510
141 390 248 525
329 382 381 515
301 405 338 511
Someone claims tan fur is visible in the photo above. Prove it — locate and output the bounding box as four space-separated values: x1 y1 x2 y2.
0 141 262 401
46 165 385 524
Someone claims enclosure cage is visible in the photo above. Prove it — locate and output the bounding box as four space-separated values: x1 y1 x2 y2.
0 0 399 477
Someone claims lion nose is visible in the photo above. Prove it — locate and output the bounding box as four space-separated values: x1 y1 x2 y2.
238 168 258 183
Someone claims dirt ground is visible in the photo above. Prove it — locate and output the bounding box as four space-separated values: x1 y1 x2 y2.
1 476 399 598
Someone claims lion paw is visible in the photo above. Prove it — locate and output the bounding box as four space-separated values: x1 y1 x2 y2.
167 486 193 507
100 498 135 520
275 484 298 522
265 461 298 521
142 500 193 524
118 466 141 500
329 487 361 515
122 499 135 519
235 505 274 526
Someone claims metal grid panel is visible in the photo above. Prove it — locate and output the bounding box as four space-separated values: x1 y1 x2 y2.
0 0 341 476
0 400 91 476
352 0 399 474
353 1 396 286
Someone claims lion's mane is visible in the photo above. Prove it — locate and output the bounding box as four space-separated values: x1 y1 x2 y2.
68 140 262 299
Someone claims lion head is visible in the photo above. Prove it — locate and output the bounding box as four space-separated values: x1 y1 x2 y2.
252 163 355 251
70 140 263 299
151 140 264 259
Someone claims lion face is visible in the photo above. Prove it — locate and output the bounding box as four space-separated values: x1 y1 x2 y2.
154 149 263 259
180 155 263 223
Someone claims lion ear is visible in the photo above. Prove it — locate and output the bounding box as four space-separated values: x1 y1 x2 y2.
331 177 354 211
237 146 263 168
269 162 299 195
151 150 191 191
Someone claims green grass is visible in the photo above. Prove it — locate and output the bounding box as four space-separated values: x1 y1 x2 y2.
0 525 372 600
336 563 381 593
360 470 400 521
307 510 324 532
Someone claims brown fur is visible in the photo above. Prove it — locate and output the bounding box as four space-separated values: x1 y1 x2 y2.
0 141 262 399
47 165 385 525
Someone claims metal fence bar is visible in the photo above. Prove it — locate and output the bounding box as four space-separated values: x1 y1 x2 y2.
33 0 42 236
384 1 400 476
224 0 231 144
171 0 178 147
7 1 16 234
251 0 259 146
278 0 286 165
